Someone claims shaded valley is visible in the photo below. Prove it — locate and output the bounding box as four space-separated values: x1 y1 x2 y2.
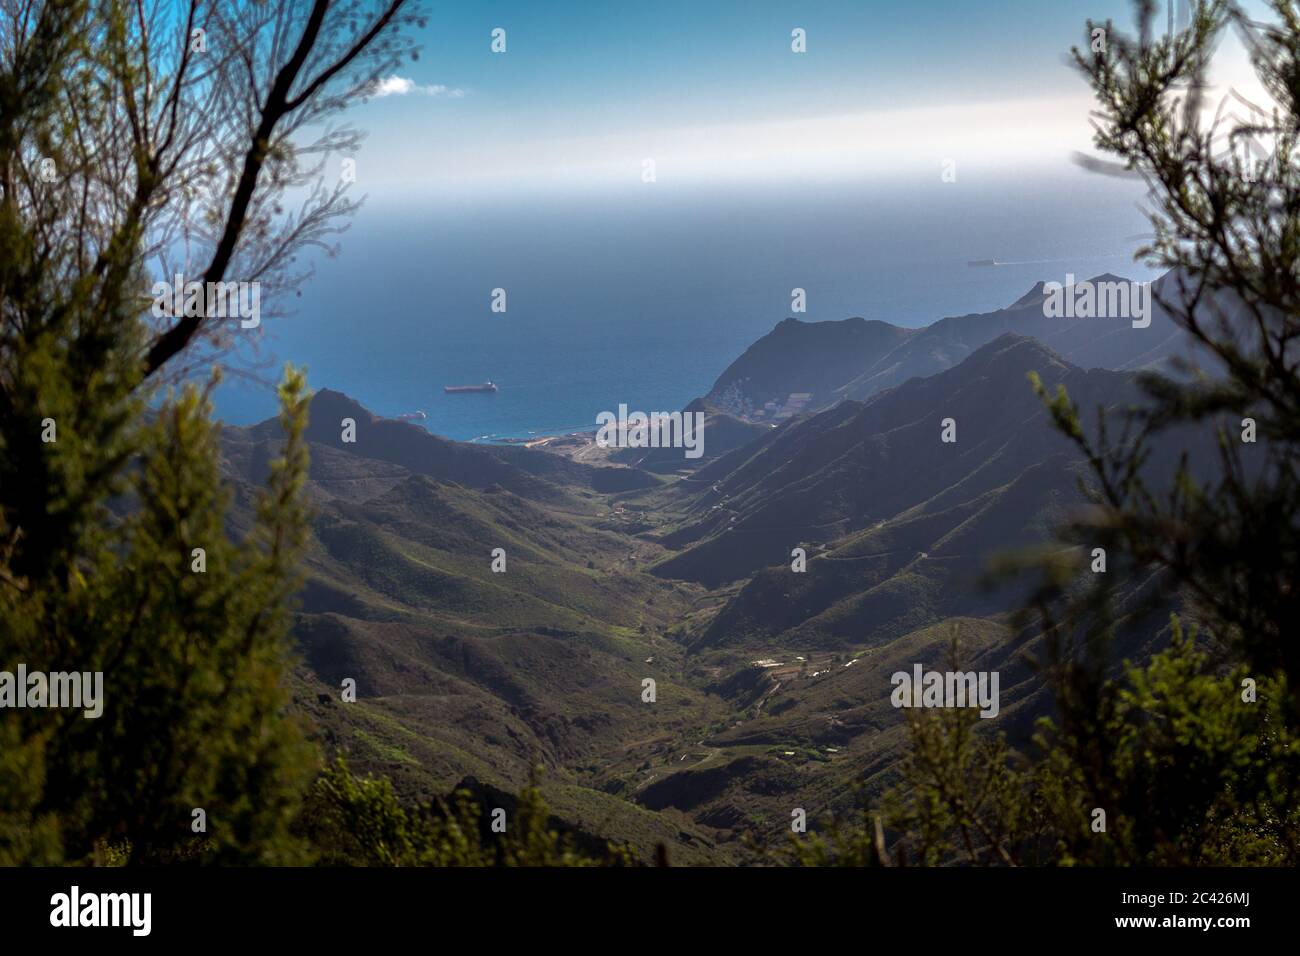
219 278 1205 863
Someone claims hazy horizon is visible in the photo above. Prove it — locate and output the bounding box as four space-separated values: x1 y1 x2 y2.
215 166 1162 439
206 0 1265 437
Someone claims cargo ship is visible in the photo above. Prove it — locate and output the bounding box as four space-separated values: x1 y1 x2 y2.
443 381 498 394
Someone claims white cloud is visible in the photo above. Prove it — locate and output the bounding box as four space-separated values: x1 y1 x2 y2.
377 95 1103 190
368 75 464 98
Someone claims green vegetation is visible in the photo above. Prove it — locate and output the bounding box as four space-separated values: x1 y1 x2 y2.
0 360 317 863
6 0 1300 869
0 0 418 863
788 0 1300 867
789 621 1298 866
298 757 636 866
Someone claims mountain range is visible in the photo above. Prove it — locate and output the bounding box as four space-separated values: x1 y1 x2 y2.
216 271 1205 862
703 272 1198 424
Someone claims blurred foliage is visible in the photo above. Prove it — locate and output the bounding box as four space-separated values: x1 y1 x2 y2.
789 0 1300 868
297 757 637 867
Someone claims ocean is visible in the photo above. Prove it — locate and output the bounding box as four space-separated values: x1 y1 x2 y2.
212 168 1164 441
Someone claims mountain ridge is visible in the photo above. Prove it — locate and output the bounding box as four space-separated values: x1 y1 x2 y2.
209 294 1213 860
703 270 1189 423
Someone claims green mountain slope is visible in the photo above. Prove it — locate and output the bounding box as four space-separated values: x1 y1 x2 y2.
212 323 1205 861
652 335 1138 586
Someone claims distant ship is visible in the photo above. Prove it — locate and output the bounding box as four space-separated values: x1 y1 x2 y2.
394 410 427 421
443 381 498 394
967 258 1000 268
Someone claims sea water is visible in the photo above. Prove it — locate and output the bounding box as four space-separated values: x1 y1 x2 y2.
211 169 1162 441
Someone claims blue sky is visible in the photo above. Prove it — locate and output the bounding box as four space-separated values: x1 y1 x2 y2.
221 1 1270 426
409 0 1096 123
339 0 1263 195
